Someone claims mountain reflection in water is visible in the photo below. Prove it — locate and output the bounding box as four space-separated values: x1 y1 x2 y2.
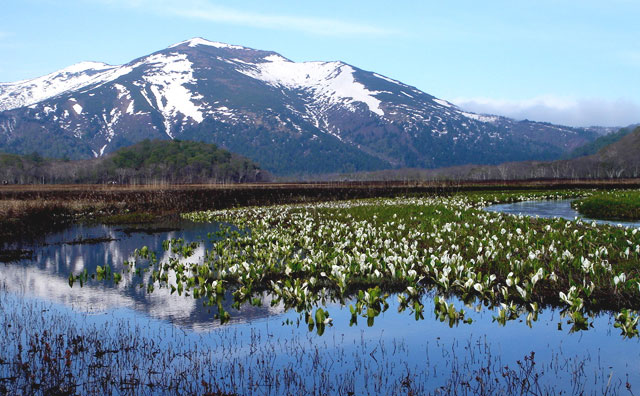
1 221 285 331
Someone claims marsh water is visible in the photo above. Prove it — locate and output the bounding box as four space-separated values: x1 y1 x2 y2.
485 198 640 228
1 201 640 394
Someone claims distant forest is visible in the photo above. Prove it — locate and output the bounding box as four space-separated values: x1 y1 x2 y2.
0 140 270 184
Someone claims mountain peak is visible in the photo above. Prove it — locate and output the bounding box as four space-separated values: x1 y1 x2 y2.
168 37 247 51
0 38 600 175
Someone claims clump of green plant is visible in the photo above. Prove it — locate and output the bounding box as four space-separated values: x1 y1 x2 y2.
573 190 640 221
614 309 640 338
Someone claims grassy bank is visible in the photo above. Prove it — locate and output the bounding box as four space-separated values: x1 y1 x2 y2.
573 190 640 220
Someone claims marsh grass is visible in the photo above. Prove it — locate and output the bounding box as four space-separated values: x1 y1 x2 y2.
0 198 125 247
574 191 640 221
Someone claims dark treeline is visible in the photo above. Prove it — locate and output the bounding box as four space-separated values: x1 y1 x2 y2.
0 140 270 184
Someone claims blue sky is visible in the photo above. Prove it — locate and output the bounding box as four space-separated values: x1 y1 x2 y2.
1 0 639 127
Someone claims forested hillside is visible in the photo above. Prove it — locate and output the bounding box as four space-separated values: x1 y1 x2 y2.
0 140 269 184
567 126 638 158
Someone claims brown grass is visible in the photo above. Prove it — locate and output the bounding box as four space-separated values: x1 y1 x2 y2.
0 199 110 219
1 179 640 246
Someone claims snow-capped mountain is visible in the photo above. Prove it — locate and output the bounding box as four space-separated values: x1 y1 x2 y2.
0 37 598 174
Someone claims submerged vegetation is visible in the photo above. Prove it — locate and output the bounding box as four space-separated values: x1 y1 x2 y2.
573 190 640 221
78 189 640 336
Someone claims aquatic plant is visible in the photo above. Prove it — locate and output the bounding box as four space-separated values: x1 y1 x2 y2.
72 190 640 335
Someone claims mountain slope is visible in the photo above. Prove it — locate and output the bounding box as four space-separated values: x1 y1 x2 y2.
0 38 599 175
360 126 640 181
567 124 640 158
592 126 640 165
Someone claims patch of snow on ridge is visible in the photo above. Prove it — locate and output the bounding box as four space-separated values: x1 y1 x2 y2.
0 61 130 111
262 54 289 63
72 103 83 115
169 38 245 50
61 61 112 74
460 111 499 123
141 53 205 138
238 56 385 117
373 73 403 86
433 98 454 108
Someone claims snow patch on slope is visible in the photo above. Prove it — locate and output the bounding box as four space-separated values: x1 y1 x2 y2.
98 106 127 148
114 84 130 99
0 62 132 111
126 100 135 115
460 111 499 123
238 56 385 117
373 73 403 86
141 53 204 138
433 98 454 108
61 61 111 74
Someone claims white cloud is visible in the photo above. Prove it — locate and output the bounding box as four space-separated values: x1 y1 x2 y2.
96 0 394 37
451 95 640 128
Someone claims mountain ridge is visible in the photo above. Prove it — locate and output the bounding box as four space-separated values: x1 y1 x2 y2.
0 37 600 175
